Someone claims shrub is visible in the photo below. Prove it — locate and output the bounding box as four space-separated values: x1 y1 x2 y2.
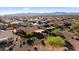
47 36 64 50
26 32 33 38
51 29 62 36
70 22 79 30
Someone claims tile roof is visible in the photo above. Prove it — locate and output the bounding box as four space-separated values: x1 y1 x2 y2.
20 26 40 32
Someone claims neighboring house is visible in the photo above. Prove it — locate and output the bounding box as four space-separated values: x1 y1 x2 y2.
10 20 21 25
40 24 55 31
0 23 8 30
0 30 14 50
16 26 44 35
22 26 43 33
13 26 45 39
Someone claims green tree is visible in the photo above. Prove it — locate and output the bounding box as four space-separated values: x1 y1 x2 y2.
0 17 4 23
26 32 33 38
51 29 62 36
70 22 79 30
8 24 17 29
47 37 64 51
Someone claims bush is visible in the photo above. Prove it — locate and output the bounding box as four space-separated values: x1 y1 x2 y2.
51 29 62 36
26 32 33 38
47 36 64 50
70 22 79 30
0 17 4 23
27 38 34 45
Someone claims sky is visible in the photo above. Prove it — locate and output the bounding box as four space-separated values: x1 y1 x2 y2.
0 7 79 15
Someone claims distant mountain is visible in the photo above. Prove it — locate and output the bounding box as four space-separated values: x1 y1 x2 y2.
48 12 79 15
1 12 79 16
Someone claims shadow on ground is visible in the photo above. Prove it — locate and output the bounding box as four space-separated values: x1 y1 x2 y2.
64 40 75 51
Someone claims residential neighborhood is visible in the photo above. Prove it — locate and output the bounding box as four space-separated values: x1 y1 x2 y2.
0 14 79 51
0 7 79 51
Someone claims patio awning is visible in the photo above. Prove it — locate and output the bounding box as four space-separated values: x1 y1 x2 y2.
34 29 44 33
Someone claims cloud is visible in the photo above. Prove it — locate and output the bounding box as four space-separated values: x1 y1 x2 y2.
23 8 30 10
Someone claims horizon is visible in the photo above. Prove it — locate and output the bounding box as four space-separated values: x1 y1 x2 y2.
0 7 79 15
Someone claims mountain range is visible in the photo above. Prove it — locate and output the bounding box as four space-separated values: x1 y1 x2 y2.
1 12 79 16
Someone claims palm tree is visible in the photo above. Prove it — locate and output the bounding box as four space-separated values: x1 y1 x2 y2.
47 36 64 51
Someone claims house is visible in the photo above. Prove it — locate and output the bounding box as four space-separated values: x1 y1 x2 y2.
40 24 55 31
12 28 26 37
0 23 8 30
0 30 14 50
10 20 21 25
21 26 44 33
14 26 45 39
